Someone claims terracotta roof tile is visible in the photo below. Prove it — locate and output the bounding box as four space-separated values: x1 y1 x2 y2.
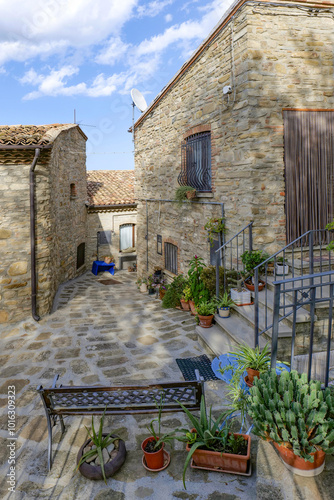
0 124 84 146
87 170 135 206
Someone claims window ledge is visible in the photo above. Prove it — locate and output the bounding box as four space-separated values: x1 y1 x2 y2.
196 192 214 199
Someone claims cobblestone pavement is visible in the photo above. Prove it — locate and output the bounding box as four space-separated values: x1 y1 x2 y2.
0 270 257 500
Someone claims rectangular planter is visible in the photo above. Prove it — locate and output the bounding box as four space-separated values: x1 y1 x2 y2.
230 288 252 306
186 432 251 474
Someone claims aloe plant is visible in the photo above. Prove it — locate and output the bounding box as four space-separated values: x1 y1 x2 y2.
76 406 119 484
176 396 239 488
248 370 334 462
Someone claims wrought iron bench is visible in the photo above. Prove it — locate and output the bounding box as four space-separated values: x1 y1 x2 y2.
37 372 204 470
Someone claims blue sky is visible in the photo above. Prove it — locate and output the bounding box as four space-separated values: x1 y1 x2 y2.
0 0 233 170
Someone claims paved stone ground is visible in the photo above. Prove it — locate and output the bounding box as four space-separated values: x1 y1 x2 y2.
0 270 257 500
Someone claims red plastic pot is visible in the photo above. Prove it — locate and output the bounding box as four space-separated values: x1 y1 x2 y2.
186 430 250 473
273 442 325 476
180 299 190 311
141 437 165 470
198 314 214 328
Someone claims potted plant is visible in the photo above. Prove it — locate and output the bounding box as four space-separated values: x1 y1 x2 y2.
241 250 269 291
326 219 334 251
141 394 175 471
221 342 271 387
176 395 251 488
217 292 234 318
248 370 334 476
180 286 191 310
229 275 252 306
187 255 210 314
275 256 289 276
175 185 196 206
162 274 188 309
147 274 155 295
204 217 226 246
76 407 126 483
196 299 217 328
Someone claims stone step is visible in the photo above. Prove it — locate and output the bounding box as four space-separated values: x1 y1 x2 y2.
253 287 313 324
231 304 293 338
196 323 238 357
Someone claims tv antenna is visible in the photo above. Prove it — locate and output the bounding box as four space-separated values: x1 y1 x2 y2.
131 89 148 147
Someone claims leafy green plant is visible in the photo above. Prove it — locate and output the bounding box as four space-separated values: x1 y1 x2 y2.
200 266 238 298
75 406 119 484
175 185 196 206
182 286 192 302
227 433 248 455
241 250 270 277
162 274 188 309
326 219 334 251
187 255 210 305
145 393 176 450
136 277 147 288
276 256 288 265
248 370 334 462
196 299 217 316
176 396 243 488
204 218 226 245
217 292 234 308
228 343 271 373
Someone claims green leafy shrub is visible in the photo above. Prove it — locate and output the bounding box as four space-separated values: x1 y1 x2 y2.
248 370 334 462
175 186 196 206
200 266 238 297
187 256 210 305
162 274 187 309
241 250 270 277
196 299 217 316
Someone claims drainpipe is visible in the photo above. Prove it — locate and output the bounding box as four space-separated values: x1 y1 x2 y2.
30 148 41 321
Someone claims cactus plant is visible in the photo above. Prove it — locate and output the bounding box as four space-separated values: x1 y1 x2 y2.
248 370 334 462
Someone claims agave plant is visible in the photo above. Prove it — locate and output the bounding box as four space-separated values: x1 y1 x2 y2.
76 406 118 484
176 395 233 488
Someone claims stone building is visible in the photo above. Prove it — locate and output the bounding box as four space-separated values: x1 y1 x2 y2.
86 170 137 270
0 124 87 325
134 0 334 278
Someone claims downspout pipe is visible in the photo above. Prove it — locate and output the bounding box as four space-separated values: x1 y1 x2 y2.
30 148 41 321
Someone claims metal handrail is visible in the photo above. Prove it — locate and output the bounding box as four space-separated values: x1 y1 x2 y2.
215 222 253 297
254 228 332 347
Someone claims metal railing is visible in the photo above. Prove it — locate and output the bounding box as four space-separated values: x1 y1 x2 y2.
254 229 333 347
270 271 334 387
215 222 253 297
178 132 211 192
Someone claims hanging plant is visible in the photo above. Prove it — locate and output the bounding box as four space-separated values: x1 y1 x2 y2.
175 186 196 207
204 218 226 245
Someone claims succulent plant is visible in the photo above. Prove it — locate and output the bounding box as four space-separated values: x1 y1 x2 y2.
247 370 334 462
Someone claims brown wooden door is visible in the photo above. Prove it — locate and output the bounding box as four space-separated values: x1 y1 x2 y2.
283 110 334 244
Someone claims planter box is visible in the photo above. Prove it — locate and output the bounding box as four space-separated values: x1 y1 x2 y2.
276 263 289 276
230 288 252 306
186 432 251 474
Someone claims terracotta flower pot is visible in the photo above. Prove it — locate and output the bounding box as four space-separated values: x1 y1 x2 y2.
159 288 166 300
189 300 197 315
247 367 260 385
273 442 326 476
244 279 265 292
198 314 214 328
186 430 250 473
77 434 126 480
180 299 190 311
141 437 165 470
186 190 196 200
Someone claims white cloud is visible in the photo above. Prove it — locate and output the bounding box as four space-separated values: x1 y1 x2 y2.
0 0 138 64
95 38 130 66
165 13 173 23
137 1 174 18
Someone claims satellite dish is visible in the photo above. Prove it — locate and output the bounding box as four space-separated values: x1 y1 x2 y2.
131 88 148 113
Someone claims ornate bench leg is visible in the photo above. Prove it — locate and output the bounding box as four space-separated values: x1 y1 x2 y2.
46 411 53 471
59 415 65 434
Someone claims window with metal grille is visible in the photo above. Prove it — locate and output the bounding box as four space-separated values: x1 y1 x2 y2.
76 242 85 269
164 242 178 274
157 235 162 255
178 131 211 192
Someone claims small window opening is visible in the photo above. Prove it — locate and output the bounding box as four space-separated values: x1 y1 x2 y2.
70 183 77 199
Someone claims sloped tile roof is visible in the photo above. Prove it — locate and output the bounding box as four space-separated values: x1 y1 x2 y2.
0 124 86 146
87 170 135 206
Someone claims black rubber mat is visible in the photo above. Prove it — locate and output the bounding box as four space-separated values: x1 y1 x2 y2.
176 354 219 381
99 279 122 285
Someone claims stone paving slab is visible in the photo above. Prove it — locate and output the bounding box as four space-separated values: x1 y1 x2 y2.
0 271 256 499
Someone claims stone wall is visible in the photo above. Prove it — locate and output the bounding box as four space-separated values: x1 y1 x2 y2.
0 126 87 325
87 208 137 267
134 2 334 278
